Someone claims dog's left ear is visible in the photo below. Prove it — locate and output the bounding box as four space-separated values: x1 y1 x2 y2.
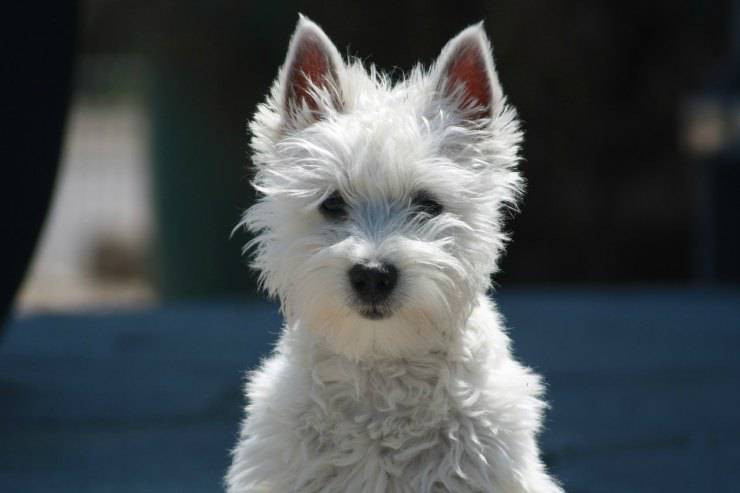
279 15 344 130
432 23 504 123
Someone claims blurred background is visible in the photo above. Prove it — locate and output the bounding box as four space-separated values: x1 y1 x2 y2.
2 1 739 492
11 0 740 314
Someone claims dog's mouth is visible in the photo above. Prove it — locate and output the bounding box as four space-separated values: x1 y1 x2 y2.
356 304 393 320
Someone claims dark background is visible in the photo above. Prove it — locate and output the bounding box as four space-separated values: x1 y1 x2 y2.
80 0 738 290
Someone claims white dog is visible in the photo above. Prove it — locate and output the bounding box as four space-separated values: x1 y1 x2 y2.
227 15 563 493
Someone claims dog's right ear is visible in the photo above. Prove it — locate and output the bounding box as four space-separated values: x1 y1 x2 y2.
431 23 504 124
279 15 344 130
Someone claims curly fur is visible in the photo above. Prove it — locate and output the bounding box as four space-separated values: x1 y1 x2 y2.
227 15 563 493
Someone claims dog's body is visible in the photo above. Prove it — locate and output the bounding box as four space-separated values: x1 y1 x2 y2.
227 16 562 493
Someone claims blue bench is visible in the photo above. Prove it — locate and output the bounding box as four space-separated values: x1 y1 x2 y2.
1 288 739 492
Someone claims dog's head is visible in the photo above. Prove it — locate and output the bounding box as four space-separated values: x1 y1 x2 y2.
241 16 522 360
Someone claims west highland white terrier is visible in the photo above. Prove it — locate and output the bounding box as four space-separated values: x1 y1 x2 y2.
227 15 563 493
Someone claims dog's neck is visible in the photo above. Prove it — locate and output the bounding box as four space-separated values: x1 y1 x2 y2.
283 295 509 396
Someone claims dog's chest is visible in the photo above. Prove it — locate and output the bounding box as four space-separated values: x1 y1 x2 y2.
301 376 444 459
291 358 495 490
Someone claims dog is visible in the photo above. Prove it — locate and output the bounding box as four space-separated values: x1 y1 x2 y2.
226 15 563 493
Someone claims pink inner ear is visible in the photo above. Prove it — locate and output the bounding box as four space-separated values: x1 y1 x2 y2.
286 34 337 114
445 43 492 120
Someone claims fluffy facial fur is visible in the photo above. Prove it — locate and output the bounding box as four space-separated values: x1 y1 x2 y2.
227 16 563 493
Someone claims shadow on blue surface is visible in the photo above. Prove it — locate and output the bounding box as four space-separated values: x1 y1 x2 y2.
1 287 739 492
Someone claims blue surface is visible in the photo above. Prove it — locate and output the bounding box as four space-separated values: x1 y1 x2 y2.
1 287 739 492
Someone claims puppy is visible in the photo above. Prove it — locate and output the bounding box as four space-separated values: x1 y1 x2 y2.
227 15 563 493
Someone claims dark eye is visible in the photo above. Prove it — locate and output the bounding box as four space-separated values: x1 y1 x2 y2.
319 191 348 220
412 192 443 218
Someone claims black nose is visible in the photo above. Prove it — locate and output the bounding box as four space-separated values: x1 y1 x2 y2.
348 263 398 304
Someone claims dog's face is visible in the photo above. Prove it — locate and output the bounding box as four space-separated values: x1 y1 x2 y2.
242 17 522 360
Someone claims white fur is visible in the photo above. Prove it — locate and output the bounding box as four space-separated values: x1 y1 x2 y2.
227 16 563 493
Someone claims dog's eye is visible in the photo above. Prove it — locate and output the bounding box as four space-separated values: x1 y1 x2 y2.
319 192 348 220
412 192 443 218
